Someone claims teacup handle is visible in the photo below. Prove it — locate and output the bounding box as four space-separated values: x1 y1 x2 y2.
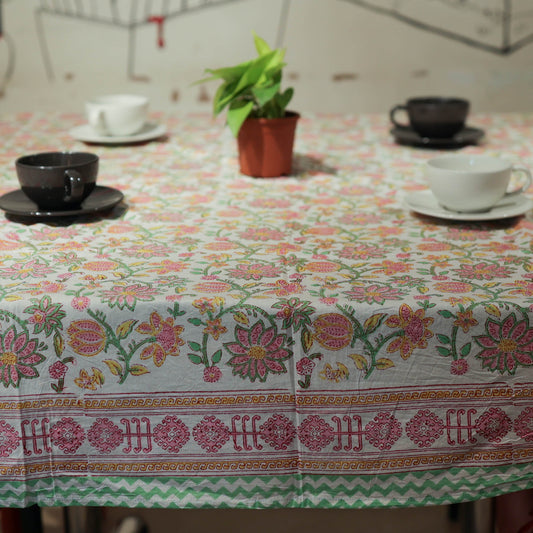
390 104 409 129
506 166 532 197
64 169 84 203
88 108 108 136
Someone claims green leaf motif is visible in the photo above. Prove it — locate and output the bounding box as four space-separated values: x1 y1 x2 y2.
188 353 204 365
461 343 472 356
438 310 454 318
188 341 202 352
437 334 451 344
212 349 222 364
54 333 64 356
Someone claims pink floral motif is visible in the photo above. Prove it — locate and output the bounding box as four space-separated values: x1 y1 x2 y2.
204 319 227 341
265 279 303 297
24 296 65 335
385 304 434 360
203 366 222 383
192 416 230 452
298 415 334 451
67 320 106 357
147 260 188 275
506 281 533 298
474 313 533 374
260 414 296 450
514 407 533 442
406 410 444 448
475 407 511 443
296 357 315 376
153 415 190 453
49 361 68 380
0 420 20 457
239 227 286 241
338 243 383 260
373 260 412 276
454 262 513 281
71 296 90 311
136 312 185 367
122 243 174 259
365 412 402 450
0 326 45 387
88 418 124 453
345 284 403 304
50 417 85 454
445 228 491 241
224 321 292 382
451 359 469 375
101 284 158 310
227 263 282 280
453 310 478 334
313 313 353 351
0 259 53 280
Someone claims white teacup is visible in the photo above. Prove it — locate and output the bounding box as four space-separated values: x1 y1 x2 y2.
427 154 532 213
86 94 148 136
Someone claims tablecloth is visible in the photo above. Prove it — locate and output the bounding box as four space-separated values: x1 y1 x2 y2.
0 111 531 509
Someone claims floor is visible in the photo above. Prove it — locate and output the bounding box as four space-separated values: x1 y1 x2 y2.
0 499 501 533
39 505 469 533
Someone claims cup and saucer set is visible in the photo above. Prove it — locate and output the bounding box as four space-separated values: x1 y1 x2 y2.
390 97 484 148
404 154 533 221
0 152 124 219
69 94 166 144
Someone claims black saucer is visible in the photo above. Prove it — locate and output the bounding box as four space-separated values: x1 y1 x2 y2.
391 126 485 148
0 186 124 218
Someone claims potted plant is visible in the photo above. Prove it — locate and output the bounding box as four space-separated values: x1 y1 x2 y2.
197 32 299 177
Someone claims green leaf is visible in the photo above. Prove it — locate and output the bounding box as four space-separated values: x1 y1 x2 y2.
188 353 203 365
188 318 203 326
213 79 240 115
233 51 279 95
438 310 454 318
252 82 281 108
194 32 293 132
437 347 451 356
212 349 222 364
54 333 64 357
275 87 293 112
461 343 472 356
188 341 202 352
201 61 252 83
437 334 451 344
253 31 271 56
227 99 254 137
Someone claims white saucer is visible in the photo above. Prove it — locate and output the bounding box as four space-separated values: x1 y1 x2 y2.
69 122 167 144
404 190 533 221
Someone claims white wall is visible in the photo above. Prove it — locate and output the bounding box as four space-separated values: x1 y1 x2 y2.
2 0 533 115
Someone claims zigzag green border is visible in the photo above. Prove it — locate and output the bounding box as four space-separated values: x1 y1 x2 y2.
2 464 532 509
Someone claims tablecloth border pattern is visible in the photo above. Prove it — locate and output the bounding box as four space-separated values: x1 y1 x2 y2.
1 467 532 509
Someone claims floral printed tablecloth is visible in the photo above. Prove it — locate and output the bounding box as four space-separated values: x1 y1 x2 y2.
0 111 532 509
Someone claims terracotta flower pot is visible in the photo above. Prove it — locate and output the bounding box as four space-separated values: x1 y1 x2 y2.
237 111 300 177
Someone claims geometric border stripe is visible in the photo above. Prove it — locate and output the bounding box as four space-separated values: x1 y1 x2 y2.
1 464 532 508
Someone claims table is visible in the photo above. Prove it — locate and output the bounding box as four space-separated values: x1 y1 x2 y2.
0 111 531 511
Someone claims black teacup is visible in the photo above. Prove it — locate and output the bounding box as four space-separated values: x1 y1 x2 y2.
390 97 470 138
15 152 99 210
